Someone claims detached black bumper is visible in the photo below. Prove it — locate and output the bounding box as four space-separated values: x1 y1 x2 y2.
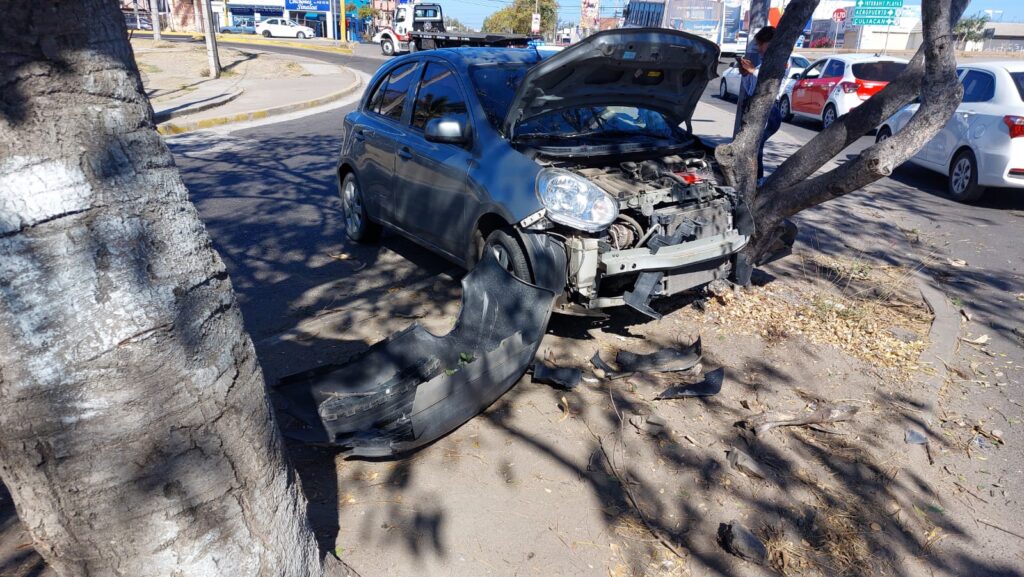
273 252 556 457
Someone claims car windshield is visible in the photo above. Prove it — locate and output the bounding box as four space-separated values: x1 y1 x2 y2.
791 56 810 68
852 61 906 81
1010 72 1024 101
470 62 678 141
517 106 676 141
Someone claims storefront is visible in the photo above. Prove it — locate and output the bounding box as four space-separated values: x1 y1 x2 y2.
217 3 285 27
284 0 335 37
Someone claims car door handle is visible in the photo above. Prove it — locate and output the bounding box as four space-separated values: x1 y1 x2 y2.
353 128 373 141
398 147 413 160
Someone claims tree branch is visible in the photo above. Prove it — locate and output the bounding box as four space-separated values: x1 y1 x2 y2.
714 0 820 201
761 0 971 195
760 0 964 220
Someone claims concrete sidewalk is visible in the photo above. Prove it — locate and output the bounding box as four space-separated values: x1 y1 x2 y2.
154 50 361 135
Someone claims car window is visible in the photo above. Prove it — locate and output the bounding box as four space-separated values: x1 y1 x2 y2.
851 61 906 81
961 70 996 103
802 60 826 80
412 62 469 131
376 62 418 121
1010 72 1024 102
470 63 532 130
791 56 810 68
823 60 845 78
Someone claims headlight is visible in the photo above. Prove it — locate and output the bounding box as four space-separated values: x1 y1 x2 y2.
535 168 618 233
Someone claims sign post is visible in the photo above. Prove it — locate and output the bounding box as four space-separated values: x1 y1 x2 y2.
831 8 846 52
531 12 541 34
852 0 902 52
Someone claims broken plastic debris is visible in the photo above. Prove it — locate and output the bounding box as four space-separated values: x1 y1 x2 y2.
590 351 632 380
615 338 702 373
272 251 555 457
905 429 928 445
718 521 767 565
531 361 582 390
656 367 724 399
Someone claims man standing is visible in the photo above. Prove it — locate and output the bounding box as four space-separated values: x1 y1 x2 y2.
735 26 788 180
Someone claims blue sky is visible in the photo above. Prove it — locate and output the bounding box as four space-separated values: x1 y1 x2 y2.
445 0 1024 33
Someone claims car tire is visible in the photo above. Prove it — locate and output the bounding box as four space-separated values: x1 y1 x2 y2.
223 29 233 34
381 38 394 56
341 172 381 242
719 80 728 100
948 149 985 203
262 30 271 37
779 96 792 122
298 31 307 39
822 104 837 129
875 126 892 143
482 229 531 282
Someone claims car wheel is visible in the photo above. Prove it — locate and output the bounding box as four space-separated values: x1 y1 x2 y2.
875 126 892 143
341 172 381 242
779 96 792 122
719 80 728 100
381 38 394 55
948 149 985 202
822 104 837 129
296 31 306 39
482 229 531 282
262 30 271 37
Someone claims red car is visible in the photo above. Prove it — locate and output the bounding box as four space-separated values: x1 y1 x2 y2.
781 54 908 128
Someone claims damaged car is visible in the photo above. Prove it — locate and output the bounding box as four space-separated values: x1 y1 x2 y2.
337 28 775 318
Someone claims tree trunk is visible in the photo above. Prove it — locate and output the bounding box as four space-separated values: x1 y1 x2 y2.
0 1 323 575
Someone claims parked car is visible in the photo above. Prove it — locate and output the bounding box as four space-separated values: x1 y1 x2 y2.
719 54 810 100
255 18 315 39
336 29 791 318
877 60 1024 202
221 18 255 34
781 54 908 128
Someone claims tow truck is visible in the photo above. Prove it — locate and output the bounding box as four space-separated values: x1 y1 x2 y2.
371 1 535 56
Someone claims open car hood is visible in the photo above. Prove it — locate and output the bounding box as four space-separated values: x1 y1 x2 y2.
503 28 720 140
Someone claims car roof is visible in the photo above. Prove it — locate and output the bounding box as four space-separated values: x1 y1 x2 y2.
824 54 909 64
959 60 1024 74
428 47 544 69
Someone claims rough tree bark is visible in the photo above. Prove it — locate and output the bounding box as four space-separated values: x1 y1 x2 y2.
715 0 971 266
0 1 329 575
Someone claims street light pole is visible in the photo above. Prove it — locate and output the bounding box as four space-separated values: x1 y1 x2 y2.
148 0 162 40
201 0 221 78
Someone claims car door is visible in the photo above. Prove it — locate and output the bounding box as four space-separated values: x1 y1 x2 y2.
792 59 825 114
931 68 994 168
353 61 420 224
391 60 475 256
814 59 845 113
725 63 740 96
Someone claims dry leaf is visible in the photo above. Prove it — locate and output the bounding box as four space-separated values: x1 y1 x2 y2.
947 258 967 267
961 334 990 345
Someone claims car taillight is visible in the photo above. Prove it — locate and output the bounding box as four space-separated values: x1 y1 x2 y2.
1004 115 1024 138
839 81 859 94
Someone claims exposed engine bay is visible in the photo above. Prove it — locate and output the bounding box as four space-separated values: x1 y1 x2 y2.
526 150 755 318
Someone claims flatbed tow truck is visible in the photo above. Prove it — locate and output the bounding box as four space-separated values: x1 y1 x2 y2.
371 2 535 56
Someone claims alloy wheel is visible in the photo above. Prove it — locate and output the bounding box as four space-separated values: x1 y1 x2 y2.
951 157 972 195
342 178 362 233
823 106 836 129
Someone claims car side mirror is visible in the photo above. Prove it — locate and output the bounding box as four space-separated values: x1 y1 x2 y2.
425 117 470 145
791 72 801 79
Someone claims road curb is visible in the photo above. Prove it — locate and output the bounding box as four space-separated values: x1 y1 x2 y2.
153 88 243 123
913 269 961 422
131 30 354 54
156 71 362 135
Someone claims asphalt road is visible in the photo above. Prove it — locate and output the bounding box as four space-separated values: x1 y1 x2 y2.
169 40 1024 391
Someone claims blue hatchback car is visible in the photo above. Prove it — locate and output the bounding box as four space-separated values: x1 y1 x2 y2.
337 28 759 318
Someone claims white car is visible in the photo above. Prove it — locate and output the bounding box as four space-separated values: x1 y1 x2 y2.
255 18 315 39
877 60 1024 202
718 54 811 100
781 54 908 129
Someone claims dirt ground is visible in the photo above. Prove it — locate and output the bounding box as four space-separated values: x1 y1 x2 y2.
130 38 309 103
281 250 1021 577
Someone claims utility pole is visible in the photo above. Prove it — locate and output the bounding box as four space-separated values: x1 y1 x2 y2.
200 0 221 78
149 0 162 40
133 0 141 30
